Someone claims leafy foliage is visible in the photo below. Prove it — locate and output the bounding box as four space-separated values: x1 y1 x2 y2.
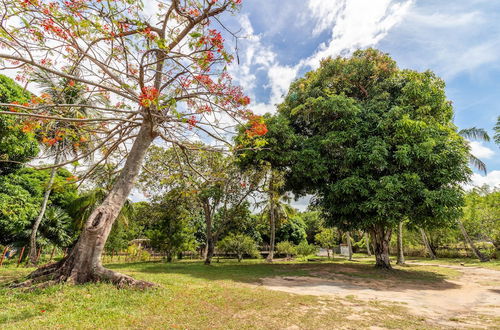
0 74 39 174
0 167 77 246
276 240 296 258
217 234 259 262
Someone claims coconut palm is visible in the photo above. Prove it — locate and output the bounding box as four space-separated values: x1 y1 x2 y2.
459 127 490 174
26 71 101 265
458 127 491 262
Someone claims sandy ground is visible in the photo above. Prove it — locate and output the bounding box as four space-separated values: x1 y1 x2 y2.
258 262 500 328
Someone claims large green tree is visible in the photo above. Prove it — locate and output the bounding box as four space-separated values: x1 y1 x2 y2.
245 49 470 269
0 74 39 174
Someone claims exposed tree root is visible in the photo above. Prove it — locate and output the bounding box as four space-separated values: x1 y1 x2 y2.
9 258 156 290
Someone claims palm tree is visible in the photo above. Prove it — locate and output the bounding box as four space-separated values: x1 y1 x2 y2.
26 71 100 265
456 127 491 262
262 170 294 262
459 127 490 174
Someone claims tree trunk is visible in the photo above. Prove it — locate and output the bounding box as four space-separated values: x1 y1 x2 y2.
420 228 437 260
346 231 353 261
266 195 276 262
326 249 330 259
458 219 489 262
365 232 372 256
396 222 405 265
27 151 61 266
203 202 215 265
15 121 156 288
370 225 392 269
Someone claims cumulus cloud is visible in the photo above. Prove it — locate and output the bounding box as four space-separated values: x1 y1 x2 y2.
466 170 500 190
231 1 413 114
304 0 413 68
469 141 495 159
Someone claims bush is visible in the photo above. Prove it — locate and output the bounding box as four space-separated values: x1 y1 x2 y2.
217 234 259 262
276 241 296 259
296 241 319 259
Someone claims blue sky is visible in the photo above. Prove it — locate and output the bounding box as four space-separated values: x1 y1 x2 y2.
218 0 500 190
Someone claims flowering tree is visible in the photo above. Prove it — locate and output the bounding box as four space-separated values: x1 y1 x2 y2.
0 0 264 287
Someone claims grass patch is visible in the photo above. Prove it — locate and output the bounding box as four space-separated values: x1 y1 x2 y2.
0 259 461 329
405 257 500 270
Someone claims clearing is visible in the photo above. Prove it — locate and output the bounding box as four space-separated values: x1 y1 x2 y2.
1 258 499 329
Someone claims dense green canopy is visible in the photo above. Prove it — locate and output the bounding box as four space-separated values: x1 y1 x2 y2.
0 74 39 174
238 49 471 268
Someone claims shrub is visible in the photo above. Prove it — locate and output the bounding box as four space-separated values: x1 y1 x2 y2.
217 234 259 262
296 241 319 259
276 241 296 259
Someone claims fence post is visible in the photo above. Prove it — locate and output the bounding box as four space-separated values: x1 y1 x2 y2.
0 246 8 267
17 246 25 267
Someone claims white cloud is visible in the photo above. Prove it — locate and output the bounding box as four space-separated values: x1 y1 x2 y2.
469 141 495 159
466 170 500 190
231 1 413 114
304 0 413 68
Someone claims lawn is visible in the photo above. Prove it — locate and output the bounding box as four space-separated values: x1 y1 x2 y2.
0 258 483 329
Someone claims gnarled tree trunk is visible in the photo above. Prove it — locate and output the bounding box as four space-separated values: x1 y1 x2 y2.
16 121 156 288
420 228 437 260
458 219 489 262
396 222 405 265
371 225 392 269
27 150 61 266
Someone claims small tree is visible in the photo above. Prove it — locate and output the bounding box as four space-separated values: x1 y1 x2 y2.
217 234 259 262
296 241 319 260
315 228 336 259
276 241 296 260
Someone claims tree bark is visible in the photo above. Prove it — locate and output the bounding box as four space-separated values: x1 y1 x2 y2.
420 228 437 260
396 222 405 265
458 219 490 262
370 225 392 269
346 231 353 261
365 232 372 256
27 150 61 266
203 202 215 265
16 121 156 288
266 194 276 262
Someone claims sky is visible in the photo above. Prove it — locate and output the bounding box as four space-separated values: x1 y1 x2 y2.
216 0 500 196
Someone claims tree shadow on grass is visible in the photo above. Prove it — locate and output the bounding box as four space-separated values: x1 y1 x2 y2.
107 259 460 291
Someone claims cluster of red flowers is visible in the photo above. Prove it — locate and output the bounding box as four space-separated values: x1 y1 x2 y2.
139 86 159 107
141 27 157 41
196 105 212 113
194 74 214 87
41 18 71 40
208 29 224 52
246 115 268 137
187 116 198 129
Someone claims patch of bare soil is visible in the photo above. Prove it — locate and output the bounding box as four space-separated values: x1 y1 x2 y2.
258 263 500 328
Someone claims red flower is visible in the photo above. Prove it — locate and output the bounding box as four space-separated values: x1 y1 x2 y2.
139 86 159 107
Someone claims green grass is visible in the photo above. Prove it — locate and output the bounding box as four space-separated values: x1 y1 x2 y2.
404 256 500 270
0 258 464 329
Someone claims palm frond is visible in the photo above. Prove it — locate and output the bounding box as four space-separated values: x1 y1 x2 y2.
468 154 487 174
459 127 491 142
494 116 500 145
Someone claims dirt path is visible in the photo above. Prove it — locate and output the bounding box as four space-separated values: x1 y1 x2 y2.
259 263 500 328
